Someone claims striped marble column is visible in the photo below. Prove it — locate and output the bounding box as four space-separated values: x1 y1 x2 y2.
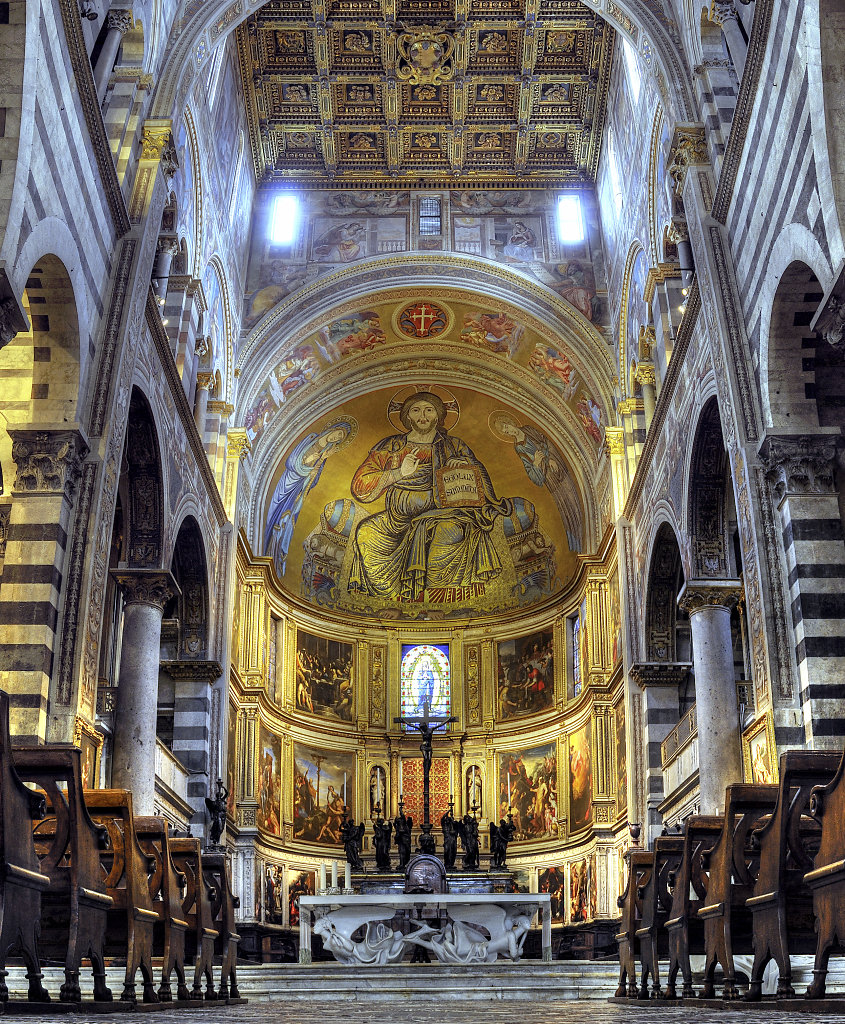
759 433 845 748
0 429 88 741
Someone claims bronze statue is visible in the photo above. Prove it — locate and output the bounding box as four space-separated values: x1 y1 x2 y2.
394 807 413 869
373 815 393 871
490 816 516 869
457 812 480 870
341 817 365 871
205 777 229 846
440 807 458 869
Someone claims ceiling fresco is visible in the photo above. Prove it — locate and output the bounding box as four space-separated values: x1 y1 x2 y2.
235 1 615 186
260 383 582 622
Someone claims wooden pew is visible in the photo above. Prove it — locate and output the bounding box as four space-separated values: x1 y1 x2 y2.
0 691 50 1004
13 744 113 1003
83 790 160 1005
135 816 191 1002
745 750 840 1000
170 838 218 1000
802 748 845 999
635 834 684 998
663 816 722 999
698 783 778 999
614 848 652 997
202 852 241 1000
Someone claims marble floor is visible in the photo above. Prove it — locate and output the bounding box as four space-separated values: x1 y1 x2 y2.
10 1000 845 1024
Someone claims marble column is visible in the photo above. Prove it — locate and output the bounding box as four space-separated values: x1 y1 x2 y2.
193 372 215 432
152 237 179 301
710 0 747 81
678 580 743 815
112 569 179 814
93 8 132 102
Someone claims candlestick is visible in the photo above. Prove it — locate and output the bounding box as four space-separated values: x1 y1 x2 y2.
343 771 347 806
449 758 453 792
319 863 326 892
507 771 511 807
331 860 338 888
344 863 352 890
377 769 382 810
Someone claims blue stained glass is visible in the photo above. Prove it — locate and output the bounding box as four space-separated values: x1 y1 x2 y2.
401 643 450 723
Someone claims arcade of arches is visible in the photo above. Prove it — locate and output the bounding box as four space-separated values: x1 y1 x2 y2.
1 0 845 960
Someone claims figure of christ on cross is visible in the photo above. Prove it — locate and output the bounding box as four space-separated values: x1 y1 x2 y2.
394 700 456 827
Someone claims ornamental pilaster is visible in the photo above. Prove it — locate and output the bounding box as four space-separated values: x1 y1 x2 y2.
677 579 742 615
111 569 180 609
758 434 839 503
9 429 89 501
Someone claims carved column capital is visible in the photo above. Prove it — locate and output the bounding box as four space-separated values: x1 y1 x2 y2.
105 7 133 32
0 296 27 352
638 323 656 359
227 431 252 459
196 372 215 393
810 267 845 352
156 235 179 257
111 569 180 610
629 662 692 689
668 125 708 197
9 429 89 499
634 363 656 388
758 433 839 501
602 426 625 456
141 121 179 180
667 216 689 245
678 579 742 614
709 0 738 25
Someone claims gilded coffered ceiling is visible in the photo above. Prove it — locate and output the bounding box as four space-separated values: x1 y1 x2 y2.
236 0 615 186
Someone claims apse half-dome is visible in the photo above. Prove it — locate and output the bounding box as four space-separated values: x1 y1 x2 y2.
260 381 583 621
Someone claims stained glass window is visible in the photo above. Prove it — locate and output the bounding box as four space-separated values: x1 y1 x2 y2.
400 643 450 723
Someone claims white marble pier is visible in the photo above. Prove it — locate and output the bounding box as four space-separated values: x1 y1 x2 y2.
299 893 552 965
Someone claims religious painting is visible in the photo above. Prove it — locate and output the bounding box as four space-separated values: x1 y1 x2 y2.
608 567 622 665
256 725 282 835
315 310 386 362
401 643 450 720
452 214 544 264
369 764 387 817
538 865 566 921
295 630 354 722
201 264 226 371
243 262 319 330
244 346 323 446
255 861 265 920
287 869 315 926
267 619 277 701
511 867 532 895
263 382 577 621
626 249 649 383
496 629 554 720
568 722 592 832
465 764 483 815
742 712 778 785
569 858 588 923
529 342 579 401
614 697 627 819
552 260 601 322
499 743 558 840
74 718 103 790
589 853 597 919
489 410 583 554
571 596 588 699
293 744 355 844
459 309 525 357
309 216 407 263
400 757 450 825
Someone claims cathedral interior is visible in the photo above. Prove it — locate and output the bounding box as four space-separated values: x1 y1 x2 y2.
1 0 844 972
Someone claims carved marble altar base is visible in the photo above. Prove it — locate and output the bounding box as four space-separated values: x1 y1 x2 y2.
299 893 552 966
355 870 516 896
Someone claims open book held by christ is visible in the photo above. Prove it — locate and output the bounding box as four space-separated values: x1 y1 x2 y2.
435 465 487 508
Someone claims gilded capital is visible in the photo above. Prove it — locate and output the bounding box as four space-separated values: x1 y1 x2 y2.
638 323 656 359
111 569 180 610
141 122 179 179
9 429 89 499
196 372 215 393
668 125 708 197
634 363 657 388
227 430 252 459
667 216 690 245
602 426 625 456
678 579 742 614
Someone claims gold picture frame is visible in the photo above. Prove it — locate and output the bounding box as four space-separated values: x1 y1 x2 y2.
742 711 778 785
73 716 104 790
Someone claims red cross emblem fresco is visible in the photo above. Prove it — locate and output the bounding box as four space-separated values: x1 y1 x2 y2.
397 301 449 338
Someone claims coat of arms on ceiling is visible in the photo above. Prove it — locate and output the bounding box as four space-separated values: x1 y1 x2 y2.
396 25 455 86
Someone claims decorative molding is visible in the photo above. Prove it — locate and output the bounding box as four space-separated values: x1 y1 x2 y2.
677 579 742 614
111 569 180 609
9 429 89 499
56 0 130 235
758 434 839 501
643 262 681 305
207 400 235 416
161 659 223 681
629 662 691 689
